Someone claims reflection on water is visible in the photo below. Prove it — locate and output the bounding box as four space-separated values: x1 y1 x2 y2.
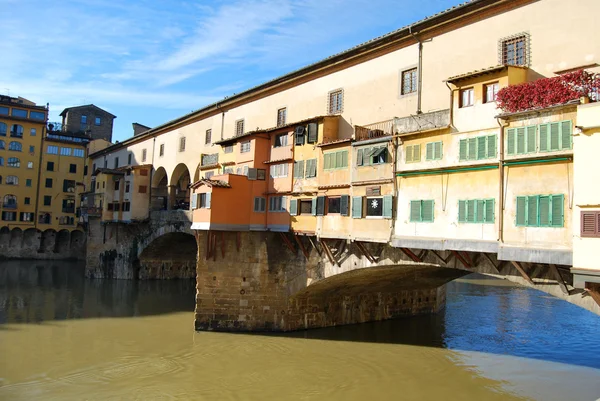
0 260 599 401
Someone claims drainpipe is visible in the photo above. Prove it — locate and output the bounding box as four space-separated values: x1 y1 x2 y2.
497 117 508 243
409 26 423 115
390 120 400 242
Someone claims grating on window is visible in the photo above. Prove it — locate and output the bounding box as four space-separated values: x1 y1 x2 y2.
401 68 418 95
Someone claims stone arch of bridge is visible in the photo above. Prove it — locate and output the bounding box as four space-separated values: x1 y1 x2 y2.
152 166 168 211
137 230 197 279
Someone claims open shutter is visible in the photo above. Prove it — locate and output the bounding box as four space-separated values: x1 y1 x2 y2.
528 195 539 227
434 142 443 160
352 196 362 218
311 198 317 216
487 135 497 158
307 123 318 143
560 120 572 150
526 126 536 153
476 199 485 223
426 143 434 160
316 196 325 216
477 136 487 159
281 196 287 212
383 195 393 219
191 193 197 209
485 199 495 223
357 148 364 166
206 192 212 209
413 144 421 162
340 195 349 216
506 128 516 155
516 196 527 226
468 138 477 160
458 200 466 222
410 201 421 222
422 200 434 222
248 168 257 180
295 126 305 145
406 145 413 163
581 211 597 237
551 194 564 227
459 139 467 160
516 127 526 154
550 122 560 151
311 159 317 177
289 199 298 216
539 195 551 226
539 123 549 152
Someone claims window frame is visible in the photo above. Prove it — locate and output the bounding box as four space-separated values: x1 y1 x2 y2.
460 88 474 108
499 33 530 67
323 150 348 171
277 107 287 127
327 89 344 115
400 67 418 96
410 200 435 223
235 119 245 137
515 194 564 228
205 129 212 145
458 199 495 224
484 82 499 103
253 196 267 213
240 141 251 153
459 135 497 161
425 141 443 161
274 133 288 148
327 196 342 215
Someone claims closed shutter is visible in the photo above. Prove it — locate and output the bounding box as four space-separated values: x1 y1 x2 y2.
307 123 318 143
468 138 477 160
434 142 443 160
551 194 564 227
528 195 539 226
311 198 317 216
485 199 495 223
477 136 487 160
507 128 516 155
206 193 212 209
289 199 298 216
526 126 536 153
294 161 304 178
410 201 421 222
516 196 527 226
413 144 421 162
539 123 549 152
281 196 287 212
476 199 485 223
383 195 393 219
248 168 257 180
311 159 317 177
336 152 342 168
357 148 364 166
487 135 497 158
324 154 331 170
467 200 476 223
516 127 526 154
550 122 560 151
316 196 325 216
295 126 305 145
340 195 350 216
352 196 362 218
426 143 434 160
581 211 597 237
191 193 197 209
341 151 348 167
458 200 466 223
406 145 413 163
422 200 434 222
539 195 551 226
269 197 274 211
459 139 467 160
243 166 249 176
561 120 572 149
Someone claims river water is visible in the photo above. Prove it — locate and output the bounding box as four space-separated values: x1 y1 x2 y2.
0 260 599 401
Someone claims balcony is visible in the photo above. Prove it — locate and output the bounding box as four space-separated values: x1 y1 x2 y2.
354 119 396 142
201 153 219 167
2 203 17 210
395 109 450 135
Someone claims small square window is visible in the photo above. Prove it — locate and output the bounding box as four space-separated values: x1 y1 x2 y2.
81 115 87 124
45 178 52 188
47 161 54 171
25 197 31 205
27 161 33 169
274 133 288 148
44 196 51 206
460 88 474 108
240 141 251 153
327 197 341 214
277 108 287 127
300 200 312 215
30 128 36 136
401 68 418 95
328 89 343 114
500 34 529 66
29 145 34 153
139 185 147 193
26 179 32 187
69 164 77 173
366 197 383 217
485 83 499 103
179 136 186 152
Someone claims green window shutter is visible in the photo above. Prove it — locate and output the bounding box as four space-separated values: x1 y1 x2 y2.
526 126 536 153
477 136 487 160
206 193 212 209
484 199 495 223
406 145 413 163
340 195 350 216
458 200 466 223
539 123 549 152
551 194 564 227
311 198 317 215
516 127 525 154
426 143 434 160
316 196 326 216
312 159 317 177
335 152 342 168
550 122 560 151
289 199 298 216
434 142 443 160
341 151 348 168
468 138 477 160
304 160 310 177
324 154 331 170
527 195 539 227
459 139 467 161
413 144 421 162
357 149 364 166
487 135 497 158
352 196 363 218
560 120 572 150
476 199 485 223
383 195 393 219
466 200 476 223
298 160 304 178
516 196 527 226
507 128 516 155
410 201 421 222
422 200 434 222
538 195 550 226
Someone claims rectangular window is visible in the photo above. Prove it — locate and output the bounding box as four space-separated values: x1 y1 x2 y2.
27 161 33 169
179 136 186 152
253 197 266 212
47 145 58 154
300 200 313 215
410 200 435 222
0 106 7 115
205 129 212 145
95 117 101 126
539 120 572 152
44 196 51 206
198 193 211 208
460 88 474 107
295 126 305 146
328 89 343 114
405 144 421 163
358 146 389 166
257 169 266 180
139 185 148 193
423 141 442 161
277 108 287 127
506 126 537 155
30 128 36 136
142 149 147 162
304 159 317 178
114 158 119 168
328 197 341 214
84 165 88 176
159 144 164 157
20 212 34 222
2 212 16 221
485 83 499 103
240 141 251 153
25 197 31 204
69 164 77 173
29 145 35 153
60 147 72 156
293 160 304 179
128 153 132 165
125 182 130 193
63 179 75 193
81 115 87 124
459 135 497 161
323 150 348 170
581 211 600 238
30 111 45 120
269 163 289 178
26 179 32 187
268 196 286 212
515 194 564 227
73 149 85 157
62 199 75 213
113 202 120 212
47 161 54 171
274 133 288 147
224 145 233 154
45 178 52 188
235 120 245 137
458 199 495 223
122 202 131 212
401 68 418 95
501 34 528 66
114 180 120 190
12 108 27 118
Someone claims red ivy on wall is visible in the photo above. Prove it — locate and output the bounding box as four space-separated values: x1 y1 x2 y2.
496 70 600 113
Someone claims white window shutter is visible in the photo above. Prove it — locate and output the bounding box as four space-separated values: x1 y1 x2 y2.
191 192 197 209
206 193 211 209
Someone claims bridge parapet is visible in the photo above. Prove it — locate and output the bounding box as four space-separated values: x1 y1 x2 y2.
150 210 192 223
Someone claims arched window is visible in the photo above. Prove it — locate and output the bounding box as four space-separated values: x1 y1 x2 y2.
8 141 22 151
0 122 6 136
3 195 17 208
7 157 20 167
0 140 5 149
5 176 18 185
10 124 23 137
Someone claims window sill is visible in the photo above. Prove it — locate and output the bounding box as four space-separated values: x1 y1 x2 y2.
366 215 385 219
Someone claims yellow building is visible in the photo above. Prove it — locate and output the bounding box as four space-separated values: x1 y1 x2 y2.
0 95 46 228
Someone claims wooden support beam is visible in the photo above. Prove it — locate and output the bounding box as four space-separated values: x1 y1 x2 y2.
294 234 310 260
418 249 429 262
461 251 474 267
279 232 296 254
451 250 471 269
482 252 501 274
400 247 422 263
549 264 569 295
321 239 338 266
307 236 322 256
236 232 241 252
221 232 225 258
510 260 534 285
585 285 600 307
335 240 346 259
430 250 451 265
355 241 375 263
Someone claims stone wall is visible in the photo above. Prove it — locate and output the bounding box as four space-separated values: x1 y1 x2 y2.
0 227 85 260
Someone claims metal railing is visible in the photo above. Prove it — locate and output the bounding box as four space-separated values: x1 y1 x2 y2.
354 118 396 141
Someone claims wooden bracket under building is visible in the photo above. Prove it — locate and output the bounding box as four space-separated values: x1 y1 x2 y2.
294 234 310 260
482 252 502 274
279 232 296 254
451 250 472 269
510 260 535 285
400 247 422 263
307 236 322 257
355 241 376 263
549 264 570 295
430 250 454 266
585 284 600 307
320 239 339 267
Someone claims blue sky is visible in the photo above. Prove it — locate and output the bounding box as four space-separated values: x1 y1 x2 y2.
1 0 462 142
